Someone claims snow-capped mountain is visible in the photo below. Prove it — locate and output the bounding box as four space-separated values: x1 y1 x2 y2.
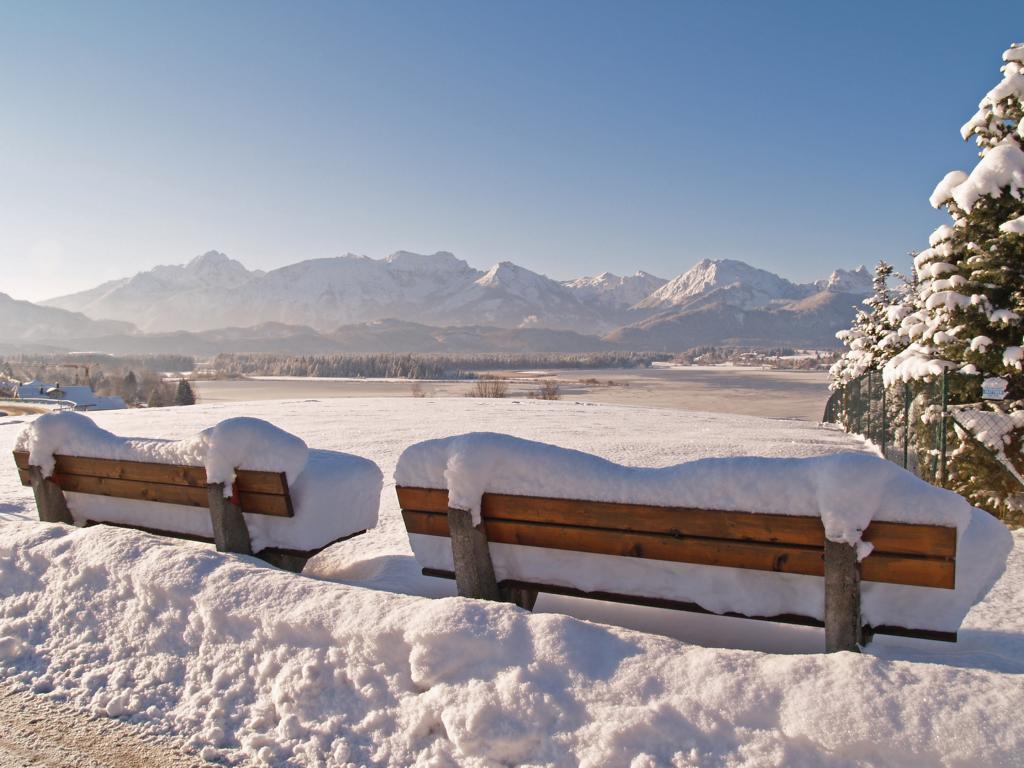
222 251 483 331
635 259 807 311
562 271 667 309
426 262 603 330
814 266 872 294
0 292 137 348
43 251 263 332
42 250 874 345
44 251 605 333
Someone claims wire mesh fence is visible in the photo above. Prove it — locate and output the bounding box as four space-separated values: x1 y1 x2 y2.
823 370 1023 525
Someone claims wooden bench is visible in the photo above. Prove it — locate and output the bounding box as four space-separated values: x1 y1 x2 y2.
14 450 367 572
397 486 959 652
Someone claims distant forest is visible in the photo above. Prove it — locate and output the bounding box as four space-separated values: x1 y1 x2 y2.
211 352 671 379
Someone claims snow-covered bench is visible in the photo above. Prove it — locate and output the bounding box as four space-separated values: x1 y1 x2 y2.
396 433 1012 652
13 413 383 572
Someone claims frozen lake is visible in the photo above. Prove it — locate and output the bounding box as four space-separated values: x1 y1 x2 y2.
194 365 831 421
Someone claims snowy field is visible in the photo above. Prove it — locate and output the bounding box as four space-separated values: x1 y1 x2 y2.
194 365 831 421
0 399 1022 766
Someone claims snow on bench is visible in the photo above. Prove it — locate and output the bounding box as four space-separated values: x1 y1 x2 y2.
13 412 382 571
396 433 1012 651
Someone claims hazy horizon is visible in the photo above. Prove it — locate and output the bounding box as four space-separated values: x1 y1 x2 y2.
3 1 1020 302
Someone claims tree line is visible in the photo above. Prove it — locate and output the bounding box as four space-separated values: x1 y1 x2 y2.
211 352 670 379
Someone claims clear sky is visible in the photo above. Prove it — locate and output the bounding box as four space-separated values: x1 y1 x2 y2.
2 1 1021 301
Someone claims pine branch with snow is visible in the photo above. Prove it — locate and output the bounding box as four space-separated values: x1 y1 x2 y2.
884 41 1024 400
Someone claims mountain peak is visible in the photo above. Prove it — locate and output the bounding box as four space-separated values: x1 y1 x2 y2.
562 270 668 309
818 265 872 294
636 258 798 310
477 261 534 286
384 250 471 274
186 250 234 270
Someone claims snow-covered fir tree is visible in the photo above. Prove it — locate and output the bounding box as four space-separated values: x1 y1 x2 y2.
883 42 1024 400
829 261 904 387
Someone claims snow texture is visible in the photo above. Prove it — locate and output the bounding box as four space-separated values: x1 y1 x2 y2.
396 433 1007 632
928 224 955 246
1000 213 1024 234
929 170 968 208
1 399 1022 767
950 138 1024 213
13 412 381 553
883 344 958 386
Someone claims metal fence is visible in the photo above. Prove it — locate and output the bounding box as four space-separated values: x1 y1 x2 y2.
823 369 1023 525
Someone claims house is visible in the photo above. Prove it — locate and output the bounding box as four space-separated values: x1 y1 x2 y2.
15 379 125 411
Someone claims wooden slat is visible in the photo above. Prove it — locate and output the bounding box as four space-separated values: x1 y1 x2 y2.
402 509 955 589
396 486 957 559
55 474 292 517
13 451 289 496
420 568 959 643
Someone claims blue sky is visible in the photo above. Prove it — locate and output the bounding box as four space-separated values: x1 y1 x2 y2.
1 1 1021 301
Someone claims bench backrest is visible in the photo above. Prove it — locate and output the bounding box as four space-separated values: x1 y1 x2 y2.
14 450 294 517
397 486 956 589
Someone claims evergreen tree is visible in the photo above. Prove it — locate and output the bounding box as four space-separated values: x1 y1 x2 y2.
122 370 139 403
884 42 1024 399
830 261 904 387
174 379 196 406
147 387 167 408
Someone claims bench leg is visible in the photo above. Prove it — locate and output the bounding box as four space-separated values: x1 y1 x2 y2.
207 483 253 555
256 551 309 573
501 585 539 611
824 540 862 653
27 466 73 525
447 507 501 601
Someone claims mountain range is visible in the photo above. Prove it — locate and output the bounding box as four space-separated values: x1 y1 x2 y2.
3 251 873 354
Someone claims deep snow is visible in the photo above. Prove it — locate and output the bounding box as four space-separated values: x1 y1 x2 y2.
1 398 1022 767
396 433 1009 632
13 413 382 554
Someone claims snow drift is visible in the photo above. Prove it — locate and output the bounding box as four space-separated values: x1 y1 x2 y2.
14 413 382 553
396 433 1011 632
0 521 1021 767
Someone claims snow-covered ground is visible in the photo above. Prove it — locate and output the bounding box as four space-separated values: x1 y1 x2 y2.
195 365 832 421
1 399 1022 766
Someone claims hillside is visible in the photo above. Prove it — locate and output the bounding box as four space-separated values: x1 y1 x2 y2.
607 290 866 350
40 251 872 349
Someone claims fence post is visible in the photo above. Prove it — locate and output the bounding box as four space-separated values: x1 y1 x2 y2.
903 383 910 469
853 378 861 434
939 368 949 485
866 373 873 442
880 377 888 458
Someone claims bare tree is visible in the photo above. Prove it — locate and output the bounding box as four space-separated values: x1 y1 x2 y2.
529 378 561 400
468 377 508 398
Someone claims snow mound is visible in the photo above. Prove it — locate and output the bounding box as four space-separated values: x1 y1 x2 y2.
396 433 1009 632
0 522 1020 767
14 413 381 552
17 412 309 492
396 432 972 535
